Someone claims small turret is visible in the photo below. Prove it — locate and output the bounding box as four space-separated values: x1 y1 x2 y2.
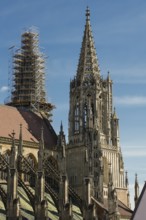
35 127 49 220
57 122 66 175
38 127 44 171
59 175 72 220
18 124 23 179
108 163 113 213
83 176 97 220
114 191 120 220
18 124 23 156
58 121 66 157
111 107 120 148
134 173 139 207
125 171 128 188
7 131 21 219
108 164 121 219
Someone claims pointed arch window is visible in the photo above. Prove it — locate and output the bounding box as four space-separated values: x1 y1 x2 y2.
74 101 79 133
83 103 88 128
91 102 94 125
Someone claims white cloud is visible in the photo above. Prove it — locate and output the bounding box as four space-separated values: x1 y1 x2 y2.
0 86 9 93
122 145 146 157
110 66 146 77
123 150 146 157
114 79 146 84
114 96 146 106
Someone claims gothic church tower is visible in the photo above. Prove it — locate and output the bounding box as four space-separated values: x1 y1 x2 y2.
67 7 130 208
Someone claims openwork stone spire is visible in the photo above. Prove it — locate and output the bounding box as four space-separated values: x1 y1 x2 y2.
76 7 100 82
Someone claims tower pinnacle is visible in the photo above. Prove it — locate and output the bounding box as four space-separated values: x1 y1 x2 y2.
75 7 100 83
134 173 139 207
86 6 90 21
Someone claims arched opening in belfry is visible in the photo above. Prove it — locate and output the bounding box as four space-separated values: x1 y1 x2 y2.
74 101 79 133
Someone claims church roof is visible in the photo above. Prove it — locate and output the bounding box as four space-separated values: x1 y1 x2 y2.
0 184 83 220
131 182 146 219
118 200 133 218
0 105 57 149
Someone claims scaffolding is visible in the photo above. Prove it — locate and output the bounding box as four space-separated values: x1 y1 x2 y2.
6 29 54 120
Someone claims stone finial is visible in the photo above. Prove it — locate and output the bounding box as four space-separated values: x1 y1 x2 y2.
125 171 128 188
86 6 90 21
39 126 44 152
134 173 139 207
60 121 63 133
12 130 15 140
18 124 23 155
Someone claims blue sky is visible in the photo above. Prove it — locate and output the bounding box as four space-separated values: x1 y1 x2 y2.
0 0 146 209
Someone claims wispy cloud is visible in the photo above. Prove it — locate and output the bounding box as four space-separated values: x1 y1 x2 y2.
111 66 146 77
114 96 146 106
114 79 146 84
0 86 9 93
122 145 146 157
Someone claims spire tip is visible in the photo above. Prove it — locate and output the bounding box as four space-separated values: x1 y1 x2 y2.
86 6 90 20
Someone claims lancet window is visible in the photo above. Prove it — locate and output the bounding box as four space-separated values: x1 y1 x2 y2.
91 102 94 125
83 103 88 128
74 101 79 133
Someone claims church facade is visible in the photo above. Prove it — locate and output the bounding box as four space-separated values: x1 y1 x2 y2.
0 7 133 220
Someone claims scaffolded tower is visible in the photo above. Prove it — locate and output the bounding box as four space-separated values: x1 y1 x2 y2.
7 29 53 119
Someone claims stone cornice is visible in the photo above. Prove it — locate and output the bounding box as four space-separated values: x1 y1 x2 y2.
0 136 39 149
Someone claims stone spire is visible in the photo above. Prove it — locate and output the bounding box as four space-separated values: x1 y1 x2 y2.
125 171 128 188
59 175 72 220
38 127 44 171
134 173 139 207
7 131 21 219
111 107 120 148
18 124 23 179
18 124 23 156
35 127 49 220
57 122 66 175
76 7 100 82
58 121 66 151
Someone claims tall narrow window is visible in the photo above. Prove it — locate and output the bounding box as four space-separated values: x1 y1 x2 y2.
74 102 79 133
83 103 87 128
91 102 94 125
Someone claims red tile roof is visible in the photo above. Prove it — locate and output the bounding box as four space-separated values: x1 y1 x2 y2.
0 105 57 148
